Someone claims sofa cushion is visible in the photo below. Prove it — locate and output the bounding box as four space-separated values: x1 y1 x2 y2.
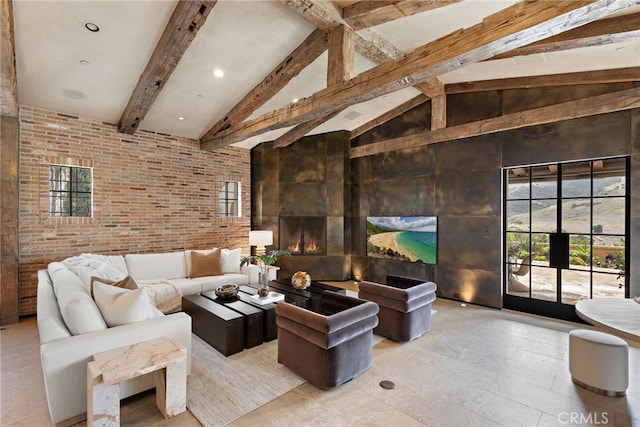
125 251 186 281
190 249 223 278
48 264 107 335
221 248 242 274
93 281 160 327
166 278 203 296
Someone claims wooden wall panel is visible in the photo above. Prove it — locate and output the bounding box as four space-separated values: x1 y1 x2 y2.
1 115 20 325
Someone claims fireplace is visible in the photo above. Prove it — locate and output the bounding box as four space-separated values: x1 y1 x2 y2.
279 217 326 256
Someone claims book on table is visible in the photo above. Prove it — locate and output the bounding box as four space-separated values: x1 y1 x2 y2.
249 291 284 305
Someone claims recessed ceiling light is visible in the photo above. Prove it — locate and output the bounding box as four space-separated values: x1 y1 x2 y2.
196 94 204 99
79 59 89 65
214 69 224 78
292 98 299 103
84 22 100 32
178 116 185 121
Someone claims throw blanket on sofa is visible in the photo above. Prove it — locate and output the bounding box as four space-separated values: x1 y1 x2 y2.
137 280 183 314
62 253 182 314
62 253 127 281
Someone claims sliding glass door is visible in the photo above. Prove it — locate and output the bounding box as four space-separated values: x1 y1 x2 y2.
503 157 629 321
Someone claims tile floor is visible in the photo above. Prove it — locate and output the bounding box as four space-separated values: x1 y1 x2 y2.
2 298 638 426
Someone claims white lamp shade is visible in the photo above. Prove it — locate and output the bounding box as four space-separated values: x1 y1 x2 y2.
249 230 273 246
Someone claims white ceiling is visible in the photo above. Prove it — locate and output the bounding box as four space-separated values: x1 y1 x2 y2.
12 0 640 149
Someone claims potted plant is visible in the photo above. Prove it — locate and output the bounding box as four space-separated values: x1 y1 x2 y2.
240 249 291 297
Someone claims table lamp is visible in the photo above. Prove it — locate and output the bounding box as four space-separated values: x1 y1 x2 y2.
249 230 273 256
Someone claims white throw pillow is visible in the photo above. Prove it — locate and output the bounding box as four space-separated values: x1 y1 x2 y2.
93 281 156 327
221 248 242 274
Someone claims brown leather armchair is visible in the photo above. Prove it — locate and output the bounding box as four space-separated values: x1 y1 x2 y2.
358 275 437 342
275 291 379 389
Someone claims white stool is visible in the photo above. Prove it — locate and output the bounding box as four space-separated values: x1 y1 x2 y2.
569 329 629 397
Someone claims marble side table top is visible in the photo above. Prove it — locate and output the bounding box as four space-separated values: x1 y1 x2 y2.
92 337 186 384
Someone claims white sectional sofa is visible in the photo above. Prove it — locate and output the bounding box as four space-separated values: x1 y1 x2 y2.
37 248 257 425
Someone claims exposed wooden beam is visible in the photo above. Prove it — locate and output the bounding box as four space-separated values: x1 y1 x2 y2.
274 25 354 148
328 25 355 85
350 87 640 158
1 0 18 117
201 29 328 140
118 0 217 134
201 0 633 150
492 12 640 60
343 0 462 30
279 0 404 64
430 95 446 130
355 27 404 63
350 94 429 139
593 160 605 171
445 67 640 94
274 109 343 148
512 168 528 177
274 0 439 143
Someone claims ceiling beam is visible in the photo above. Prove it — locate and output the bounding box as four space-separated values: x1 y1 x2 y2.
350 94 429 139
279 0 404 64
273 109 343 148
327 24 355 85
201 0 633 150
201 29 328 140
445 67 640 94
350 87 640 158
343 0 463 30
273 24 355 148
1 0 18 117
491 11 640 60
118 0 217 134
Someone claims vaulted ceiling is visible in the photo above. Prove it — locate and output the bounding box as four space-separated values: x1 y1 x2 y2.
6 0 640 152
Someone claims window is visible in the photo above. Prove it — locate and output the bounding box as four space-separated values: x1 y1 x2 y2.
49 165 92 217
219 181 241 217
503 156 629 321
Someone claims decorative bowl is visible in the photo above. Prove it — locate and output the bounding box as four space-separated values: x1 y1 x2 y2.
215 283 239 300
291 271 311 290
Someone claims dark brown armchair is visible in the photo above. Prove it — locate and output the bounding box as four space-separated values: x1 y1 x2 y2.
275 291 379 389
358 275 437 342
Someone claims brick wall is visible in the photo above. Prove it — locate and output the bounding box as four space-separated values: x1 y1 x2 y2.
18 107 251 315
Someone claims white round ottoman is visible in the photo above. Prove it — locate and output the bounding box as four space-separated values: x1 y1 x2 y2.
569 329 629 397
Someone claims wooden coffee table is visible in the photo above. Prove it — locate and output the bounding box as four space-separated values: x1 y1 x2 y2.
182 280 346 356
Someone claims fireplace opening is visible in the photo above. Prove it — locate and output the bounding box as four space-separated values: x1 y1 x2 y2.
279 217 326 255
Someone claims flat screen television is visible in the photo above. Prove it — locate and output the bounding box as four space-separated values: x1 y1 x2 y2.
366 216 437 264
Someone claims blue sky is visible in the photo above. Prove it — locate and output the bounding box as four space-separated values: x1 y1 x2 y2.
368 216 437 232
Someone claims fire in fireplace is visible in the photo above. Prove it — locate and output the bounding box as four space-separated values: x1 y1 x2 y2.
279 217 326 255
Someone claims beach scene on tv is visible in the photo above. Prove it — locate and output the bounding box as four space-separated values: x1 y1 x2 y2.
367 216 437 264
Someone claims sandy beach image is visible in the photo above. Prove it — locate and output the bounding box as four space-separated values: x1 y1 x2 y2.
368 231 399 250
368 231 416 260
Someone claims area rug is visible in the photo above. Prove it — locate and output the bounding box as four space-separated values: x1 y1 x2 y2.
187 334 306 426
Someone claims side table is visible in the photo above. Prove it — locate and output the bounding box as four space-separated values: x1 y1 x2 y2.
87 337 187 426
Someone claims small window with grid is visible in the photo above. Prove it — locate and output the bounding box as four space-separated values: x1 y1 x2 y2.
219 181 241 217
49 165 93 217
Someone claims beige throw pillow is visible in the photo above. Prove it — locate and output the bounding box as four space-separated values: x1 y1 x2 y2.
92 281 156 327
90 275 138 297
190 249 223 278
